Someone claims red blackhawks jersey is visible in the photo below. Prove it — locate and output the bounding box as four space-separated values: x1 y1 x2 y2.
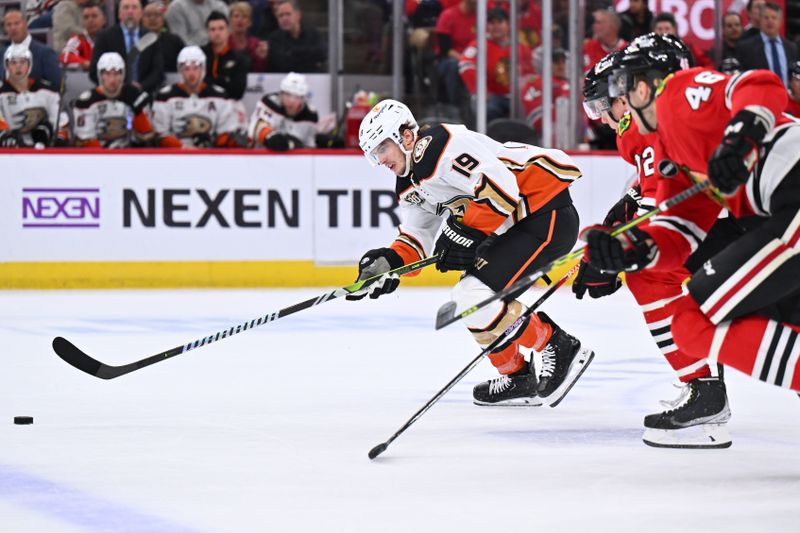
642 67 795 271
61 32 94 67
521 75 570 132
387 123 582 265
459 39 533 96
615 112 658 214
73 85 154 148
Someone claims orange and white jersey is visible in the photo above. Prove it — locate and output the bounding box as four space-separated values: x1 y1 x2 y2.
152 82 238 148
389 123 582 265
0 78 69 146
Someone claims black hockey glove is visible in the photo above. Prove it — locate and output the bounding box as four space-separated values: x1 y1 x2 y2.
345 247 404 301
265 133 303 151
603 185 642 226
0 129 20 147
433 216 488 272
572 259 622 300
581 225 657 273
707 109 770 195
30 122 54 146
192 133 213 148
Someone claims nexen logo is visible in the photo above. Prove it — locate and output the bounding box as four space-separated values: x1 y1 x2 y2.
22 188 100 228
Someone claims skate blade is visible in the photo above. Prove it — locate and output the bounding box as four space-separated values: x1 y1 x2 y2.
473 397 545 407
543 348 595 408
642 423 732 449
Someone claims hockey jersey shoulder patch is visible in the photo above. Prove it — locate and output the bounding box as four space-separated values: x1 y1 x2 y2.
410 124 451 181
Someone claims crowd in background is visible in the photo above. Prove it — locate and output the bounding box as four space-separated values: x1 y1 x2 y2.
0 0 798 150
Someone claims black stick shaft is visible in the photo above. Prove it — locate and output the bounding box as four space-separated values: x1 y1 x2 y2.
373 265 578 457
53 256 437 379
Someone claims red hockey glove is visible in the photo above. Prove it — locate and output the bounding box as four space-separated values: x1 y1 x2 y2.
707 109 769 194
581 225 657 273
433 215 488 272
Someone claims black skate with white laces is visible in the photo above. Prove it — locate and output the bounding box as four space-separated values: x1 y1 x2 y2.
642 376 732 449
473 362 543 406
535 312 595 408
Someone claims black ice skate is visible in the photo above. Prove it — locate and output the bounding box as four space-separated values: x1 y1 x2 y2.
473 363 543 406
535 313 594 408
642 376 732 449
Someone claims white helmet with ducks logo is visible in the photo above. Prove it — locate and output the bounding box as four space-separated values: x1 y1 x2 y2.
358 99 418 167
3 44 33 79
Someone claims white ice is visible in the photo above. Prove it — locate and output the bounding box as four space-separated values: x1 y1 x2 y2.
2 286 799 533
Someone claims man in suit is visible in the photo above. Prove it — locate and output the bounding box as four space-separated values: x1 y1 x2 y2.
735 2 798 88
0 9 61 86
89 0 164 94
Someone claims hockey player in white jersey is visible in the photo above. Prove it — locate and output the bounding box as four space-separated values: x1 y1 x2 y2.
348 100 594 407
152 46 244 149
72 52 156 148
0 44 69 147
248 72 319 150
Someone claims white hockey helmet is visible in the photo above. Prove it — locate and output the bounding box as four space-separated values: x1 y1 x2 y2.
358 99 419 166
280 72 309 98
177 45 206 70
97 52 125 76
3 43 33 78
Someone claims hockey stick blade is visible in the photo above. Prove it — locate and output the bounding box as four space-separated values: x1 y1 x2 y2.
368 442 388 460
434 178 711 329
53 256 437 379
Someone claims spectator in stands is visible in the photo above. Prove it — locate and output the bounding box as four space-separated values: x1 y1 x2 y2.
786 60 800 116
72 52 156 147
267 0 325 72
203 11 249 131
717 12 743 65
248 71 318 150
53 0 90 52
583 8 626 71
141 2 184 73
0 9 62 85
458 7 533 122
166 0 229 46
619 0 653 42
521 48 570 133
203 11 249 99
435 0 476 107
229 2 268 73
90 0 164 93
741 0 766 40
254 0 279 40
652 12 713 67
720 56 741 75
735 2 798 88
60 2 105 70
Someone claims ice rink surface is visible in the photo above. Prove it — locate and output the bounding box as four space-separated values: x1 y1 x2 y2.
2 286 799 532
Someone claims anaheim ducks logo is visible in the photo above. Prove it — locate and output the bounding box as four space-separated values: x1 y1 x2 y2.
437 195 471 218
178 114 213 138
97 116 129 141
412 135 432 163
14 107 47 133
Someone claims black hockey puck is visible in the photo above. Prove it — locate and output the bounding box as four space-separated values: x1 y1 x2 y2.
14 416 33 425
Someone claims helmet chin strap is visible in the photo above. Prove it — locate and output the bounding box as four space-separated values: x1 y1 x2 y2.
627 82 658 133
397 134 415 178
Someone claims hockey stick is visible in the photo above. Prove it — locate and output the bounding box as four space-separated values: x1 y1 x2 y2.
52 256 437 380
434 175 712 330
368 262 580 460
50 60 68 147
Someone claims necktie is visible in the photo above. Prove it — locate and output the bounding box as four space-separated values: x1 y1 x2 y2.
770 38 784 85
125 30 132 53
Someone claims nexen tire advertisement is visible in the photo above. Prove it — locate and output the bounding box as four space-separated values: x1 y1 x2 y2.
0 152 632 264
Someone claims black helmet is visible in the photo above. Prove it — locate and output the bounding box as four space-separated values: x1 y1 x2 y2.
608 32 694 98
582 51 623 120
720 56 741 75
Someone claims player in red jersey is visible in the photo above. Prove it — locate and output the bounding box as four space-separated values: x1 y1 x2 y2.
584 34 800 399
579 49 744 448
